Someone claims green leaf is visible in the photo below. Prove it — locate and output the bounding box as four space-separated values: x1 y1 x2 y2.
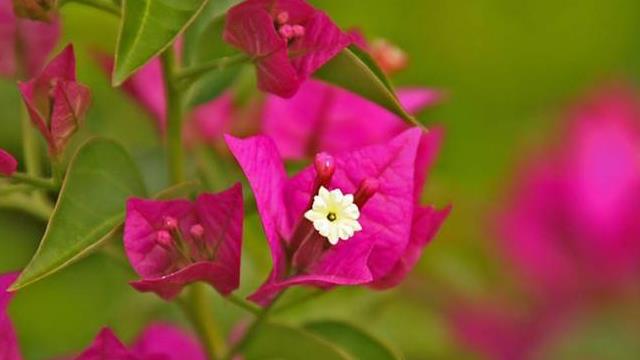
182 0 241 66
182 8 243 107
113 0 210 85
314 46 417 125
10 138 147 291
243 323 353 360
305 320 403 360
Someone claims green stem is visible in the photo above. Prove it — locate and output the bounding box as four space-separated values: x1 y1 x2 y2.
10 173 58 191
180 283 226 360
0 184 35 196
161 48 186 184
61 0 120 16
174 54 250 84
226 294 260 315
222 292 285 360
0 195 53 221
273 289 326 314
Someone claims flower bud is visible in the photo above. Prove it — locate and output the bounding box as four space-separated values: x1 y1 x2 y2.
354 177 379 207
162 216 178 230
314 152 335 185
156 230 173 247
276 11 289 25
190 224 205 239
291 25 305 38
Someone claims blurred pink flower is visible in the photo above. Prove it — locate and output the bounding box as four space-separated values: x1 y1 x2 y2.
0 0 59 78
451 301 571 360
18 45 91 156
0 273 20 360
124 184 243 300
262 79 442 159
451 84 640 359
226 128 449 306
0 148 17 176
500 84 640 299
223 0 351 98
76 324 207 360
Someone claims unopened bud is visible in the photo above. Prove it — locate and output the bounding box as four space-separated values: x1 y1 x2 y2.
314 152 335 185
291 25 305 37
162 216 178 230
354 178 379 207
278 24 294 39
156 230 173 247
190 224 205 239
276 11 289 25
371 39 408 75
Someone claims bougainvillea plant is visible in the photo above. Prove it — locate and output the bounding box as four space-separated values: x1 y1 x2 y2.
0 0 449 358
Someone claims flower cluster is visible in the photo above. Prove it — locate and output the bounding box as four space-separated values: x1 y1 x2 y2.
0 0 450 357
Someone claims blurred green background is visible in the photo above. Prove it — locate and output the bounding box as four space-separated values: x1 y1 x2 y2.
2 0 640 358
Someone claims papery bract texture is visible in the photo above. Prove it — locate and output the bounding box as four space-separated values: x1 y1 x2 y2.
226 128 449 306
262 80 441 159
0 273 21 360
0 0 59 78
223 0 351 98
18 45 91 155
0 148 18 176
124 184 243 300
499 84 640 299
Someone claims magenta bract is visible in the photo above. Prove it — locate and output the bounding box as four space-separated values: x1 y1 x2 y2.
76 324 207 360
0 0 59 79
223 0 351 98
18 45 91 156
226 128 449 306
0 148 17 176
124 184 243 300
262 79 442 159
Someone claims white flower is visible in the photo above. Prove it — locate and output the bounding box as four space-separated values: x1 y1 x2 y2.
304 186 362 245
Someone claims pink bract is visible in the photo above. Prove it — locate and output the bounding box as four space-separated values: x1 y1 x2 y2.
0 0 59 79
76 324 207 360
124 184 243 300
18 45 91 155
0 148 18 176
223 0 351 98
262 79 442 159
226 128 449 306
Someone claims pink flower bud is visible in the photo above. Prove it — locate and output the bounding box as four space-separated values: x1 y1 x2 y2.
190 224 205 239
314 152 335 184
291 25 305 38
276 11 289 25
156 230 173 247
162 216 178 230
354 177 379 207
278 24 294 40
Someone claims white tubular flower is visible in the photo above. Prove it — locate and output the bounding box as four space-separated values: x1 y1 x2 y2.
304 186 362 245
